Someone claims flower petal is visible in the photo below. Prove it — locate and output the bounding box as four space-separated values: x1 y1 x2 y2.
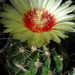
44 0 55 10
49 0 62 13
0 19 23 28
28 39 35 47
20 31 33 42
29 0 43 9
9 0 25 14
0 0 75 48
56 14 75 22
28 0 34 10
53 0 72 15
49 31 61 43
53 26 75 32
56 22 75 27
42 0 48 8
55 5 75 18
3 28 13 33
29 0 37 9
12 27 29 32
37 0 43 8
41 32 51 44
50 30 65 39
13 33 22 39
0 12 22 22
3 4 18 13
18 0 30 12
29 33 44 47
33 33 44 47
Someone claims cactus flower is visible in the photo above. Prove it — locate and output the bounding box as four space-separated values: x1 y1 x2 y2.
0 0 75 47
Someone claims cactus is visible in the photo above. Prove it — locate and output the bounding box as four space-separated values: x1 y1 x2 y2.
4 39 65 75
0 0 75 75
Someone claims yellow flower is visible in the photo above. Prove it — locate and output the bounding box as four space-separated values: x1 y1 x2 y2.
0 0 75 47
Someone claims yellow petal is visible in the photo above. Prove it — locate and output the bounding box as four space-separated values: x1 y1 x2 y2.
33 33 44 47
49 31 61 43
12 27 29 32
49 0 62 13
18 0 30 12
56 5 75 18
13 33 22 39
53 0 72 15
0 19 23 28
20 31 33 42
0 12 22 22
3 4 19 14
56 22 75 27
51 30 65 39
28 39 35 47
9 0 25 14
53 26 75 32
41 32 51 43
3 28 13 33
57 14 75 22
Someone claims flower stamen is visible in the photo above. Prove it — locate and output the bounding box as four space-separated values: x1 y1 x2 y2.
23 9 56 33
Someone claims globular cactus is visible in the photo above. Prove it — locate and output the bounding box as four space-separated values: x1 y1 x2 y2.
0 0 75 75
4 39 64 75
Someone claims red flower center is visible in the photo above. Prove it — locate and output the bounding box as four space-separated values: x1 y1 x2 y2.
23 9 56 33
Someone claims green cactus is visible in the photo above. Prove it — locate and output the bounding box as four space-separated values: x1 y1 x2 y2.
4 39 65 75
0 0 75 75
